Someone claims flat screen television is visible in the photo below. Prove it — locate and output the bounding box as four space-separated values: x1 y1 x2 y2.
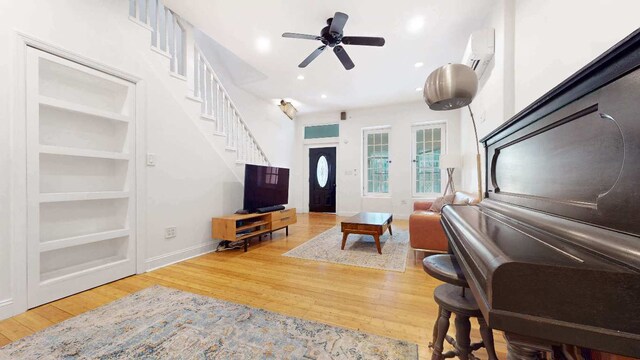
243 164 290 213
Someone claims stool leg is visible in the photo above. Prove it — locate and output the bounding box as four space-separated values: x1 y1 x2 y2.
454 314 472 360
431 307 452 360
478 317 498 360
429 315 438 349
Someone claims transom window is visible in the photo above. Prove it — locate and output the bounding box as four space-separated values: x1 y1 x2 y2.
412 123 446 197
363 127 391 195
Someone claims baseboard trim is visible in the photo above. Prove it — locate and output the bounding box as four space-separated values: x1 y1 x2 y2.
0 298 15 321
145 242 217 272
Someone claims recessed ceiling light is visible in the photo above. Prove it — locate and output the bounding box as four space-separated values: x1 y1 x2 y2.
321 94 327 99
414 62 424 68
297 75 305 80
407 16 424 33
415 87 422 92
255 37 271 52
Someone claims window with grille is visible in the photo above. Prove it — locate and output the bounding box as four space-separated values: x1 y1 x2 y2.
363 127 391 195
412 123 446 196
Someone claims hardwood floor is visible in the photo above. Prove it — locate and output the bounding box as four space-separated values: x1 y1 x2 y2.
0 213 507 358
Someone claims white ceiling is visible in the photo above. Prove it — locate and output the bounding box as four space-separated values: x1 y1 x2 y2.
164 0 495 114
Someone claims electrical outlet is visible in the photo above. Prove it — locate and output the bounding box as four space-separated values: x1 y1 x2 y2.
147 153 156 166
165 226 177 239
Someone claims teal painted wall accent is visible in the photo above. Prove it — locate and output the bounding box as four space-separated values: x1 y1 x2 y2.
304 124 339 139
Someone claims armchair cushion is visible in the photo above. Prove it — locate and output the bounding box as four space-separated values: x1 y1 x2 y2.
429 194 455 213
409 191 480 253
413 201 433 211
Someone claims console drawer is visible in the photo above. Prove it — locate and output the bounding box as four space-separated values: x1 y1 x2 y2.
271 208 295 221
271 214 296 230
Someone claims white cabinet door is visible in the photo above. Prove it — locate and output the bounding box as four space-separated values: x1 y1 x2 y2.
26 47 136 307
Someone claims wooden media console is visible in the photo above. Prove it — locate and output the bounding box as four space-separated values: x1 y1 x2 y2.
212 208 297 251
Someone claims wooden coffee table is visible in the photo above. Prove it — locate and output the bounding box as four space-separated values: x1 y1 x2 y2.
341 212 393 255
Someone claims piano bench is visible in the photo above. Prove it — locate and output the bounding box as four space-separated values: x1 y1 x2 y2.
423 255 498 360
422 254 467 288
430 284 498 360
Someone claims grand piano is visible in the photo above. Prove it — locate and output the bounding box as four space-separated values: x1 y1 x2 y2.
440 29 640 358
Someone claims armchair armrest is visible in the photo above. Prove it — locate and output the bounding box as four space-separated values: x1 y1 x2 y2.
413 201 434 211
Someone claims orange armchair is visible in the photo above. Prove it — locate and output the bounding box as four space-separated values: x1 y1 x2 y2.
409 192 479 255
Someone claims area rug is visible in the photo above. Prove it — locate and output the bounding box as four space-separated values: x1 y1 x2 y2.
0 286 418 359
283 226 410 272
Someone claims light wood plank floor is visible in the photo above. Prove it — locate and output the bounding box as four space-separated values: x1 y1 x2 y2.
0 213 507 358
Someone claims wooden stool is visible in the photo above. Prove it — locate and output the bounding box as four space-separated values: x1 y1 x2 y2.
423 255 498 360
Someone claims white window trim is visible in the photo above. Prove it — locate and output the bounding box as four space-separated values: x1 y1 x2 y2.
411 122 447 198
362 126 391 197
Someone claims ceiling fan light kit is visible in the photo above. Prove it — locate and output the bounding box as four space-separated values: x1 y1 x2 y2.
282 12 386 70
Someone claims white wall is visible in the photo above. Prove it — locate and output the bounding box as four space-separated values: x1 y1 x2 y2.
193 30 295 169
292 101 460 219
514 0 640 113
0 0 293 319
459 0 640 194
459 0 515 195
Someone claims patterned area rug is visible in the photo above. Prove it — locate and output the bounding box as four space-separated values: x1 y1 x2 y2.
283 226 410 272
0 286 418 359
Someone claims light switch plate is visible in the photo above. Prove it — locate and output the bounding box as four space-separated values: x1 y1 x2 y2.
146 153 156 166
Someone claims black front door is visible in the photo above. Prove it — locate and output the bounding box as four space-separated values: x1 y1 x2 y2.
309 147 336 212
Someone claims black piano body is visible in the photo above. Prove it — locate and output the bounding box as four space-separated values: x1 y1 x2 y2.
441 29 640 357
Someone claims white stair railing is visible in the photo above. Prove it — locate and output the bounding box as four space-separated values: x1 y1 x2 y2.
193 45 269 165
128 0 269 166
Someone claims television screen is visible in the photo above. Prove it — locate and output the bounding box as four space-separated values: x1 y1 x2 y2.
243 164 290 212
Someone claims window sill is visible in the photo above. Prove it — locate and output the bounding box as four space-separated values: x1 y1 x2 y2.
362 194 392 199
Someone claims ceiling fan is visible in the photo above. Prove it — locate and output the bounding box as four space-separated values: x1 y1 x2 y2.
282 12 385 70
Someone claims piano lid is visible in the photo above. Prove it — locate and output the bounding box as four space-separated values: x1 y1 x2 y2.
480 28 640 238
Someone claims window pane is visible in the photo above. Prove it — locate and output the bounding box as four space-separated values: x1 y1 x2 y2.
364 129 391 194
413 125 445 195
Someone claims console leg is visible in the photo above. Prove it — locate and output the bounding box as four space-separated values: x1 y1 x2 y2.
244 239 248 252
286 226 289 236
341 232 348 250
374 234 382 254
388 224 393 236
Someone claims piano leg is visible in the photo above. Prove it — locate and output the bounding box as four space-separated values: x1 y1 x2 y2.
478 318 498 360
430 307 452 360
505 333 552 360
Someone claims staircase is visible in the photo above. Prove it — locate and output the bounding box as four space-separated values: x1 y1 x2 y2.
127 0 270 173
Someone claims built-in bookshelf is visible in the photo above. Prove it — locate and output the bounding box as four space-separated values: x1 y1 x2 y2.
26 48 137 307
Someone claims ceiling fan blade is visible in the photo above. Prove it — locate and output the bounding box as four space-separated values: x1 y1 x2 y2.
342 36 386 47
299 45 327 68
333 45 354 70
282 32 322 41
329 12 349 35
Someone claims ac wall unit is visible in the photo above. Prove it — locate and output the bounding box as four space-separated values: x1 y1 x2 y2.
462 28 495 80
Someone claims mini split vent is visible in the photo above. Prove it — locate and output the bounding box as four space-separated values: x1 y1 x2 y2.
462 28 495 80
